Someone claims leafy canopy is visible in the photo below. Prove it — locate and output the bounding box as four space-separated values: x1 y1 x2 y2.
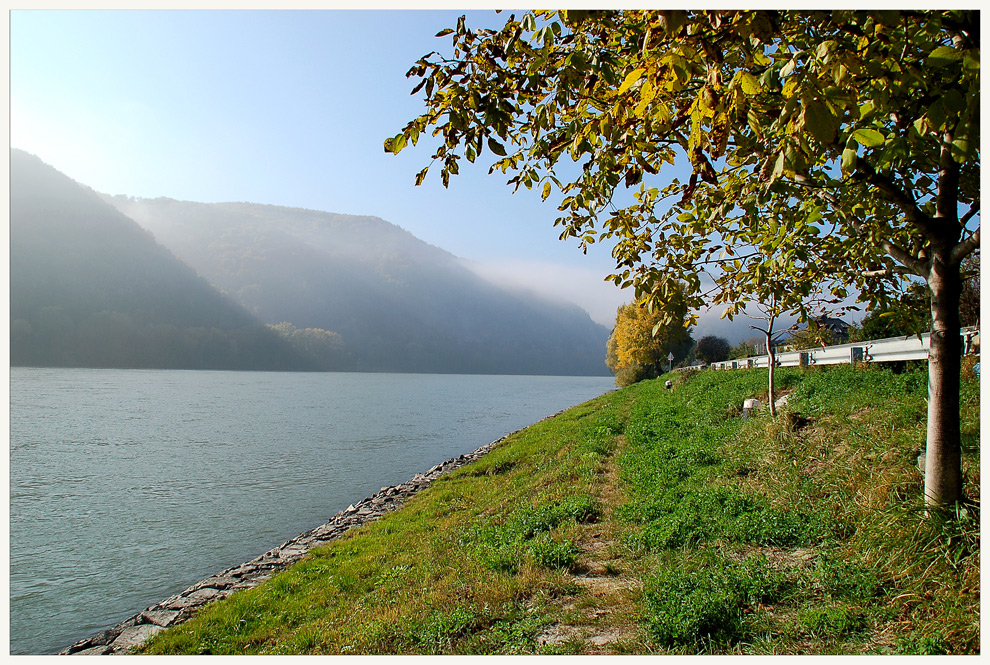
695 335 731 364
606 291 693 386
389 10 979 325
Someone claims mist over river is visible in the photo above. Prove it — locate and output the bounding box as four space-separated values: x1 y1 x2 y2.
9 368 614 654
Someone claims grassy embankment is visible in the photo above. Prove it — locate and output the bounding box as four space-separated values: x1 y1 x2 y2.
141 363 979 654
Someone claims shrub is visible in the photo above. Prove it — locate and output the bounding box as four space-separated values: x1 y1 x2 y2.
643 553 791 648
528 534 579 570
465 495 602 574
799 605 865 639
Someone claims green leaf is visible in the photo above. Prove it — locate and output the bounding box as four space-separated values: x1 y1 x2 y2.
782 77 800 98
435 28 454 37
541 180 552 200
841 146 858 176
771 152 785 180
941 89 965 114
487 138 507 156
804 101 838 145
752 51 771 67
926 98 949 131
563 10 590 25
851 128 885 148
618 68 645 95
951 135 971 163
858 100 876 120
926 45 962 68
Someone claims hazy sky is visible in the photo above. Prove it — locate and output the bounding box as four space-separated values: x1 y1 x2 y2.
9 8 755 338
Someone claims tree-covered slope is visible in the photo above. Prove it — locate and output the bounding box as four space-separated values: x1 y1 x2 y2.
10 149 304 370
106 196 610 375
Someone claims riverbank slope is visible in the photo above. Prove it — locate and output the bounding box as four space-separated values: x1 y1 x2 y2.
138 363 980 655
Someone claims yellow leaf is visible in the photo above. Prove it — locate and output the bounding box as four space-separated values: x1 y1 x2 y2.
782 78 799 99
737 71 761 95
618 67 646 95
752 51 771 67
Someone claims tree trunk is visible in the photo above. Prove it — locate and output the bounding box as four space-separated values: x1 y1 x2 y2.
924 250 964 508
766 330 777 417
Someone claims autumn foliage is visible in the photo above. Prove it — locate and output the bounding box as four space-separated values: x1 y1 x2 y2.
606 288 693 386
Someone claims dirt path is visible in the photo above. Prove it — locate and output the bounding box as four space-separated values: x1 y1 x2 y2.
535 436 649 653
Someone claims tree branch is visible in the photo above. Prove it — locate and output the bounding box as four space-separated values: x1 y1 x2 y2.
935 129 961 224
950 226 980 265
862 266 917 278
789 171 927 276
852 161 934 234
959 200 980 227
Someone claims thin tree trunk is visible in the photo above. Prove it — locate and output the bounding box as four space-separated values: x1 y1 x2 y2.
766 330 776 417
924 250 964 507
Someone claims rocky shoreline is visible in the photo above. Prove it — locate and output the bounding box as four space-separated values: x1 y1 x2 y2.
59 412 563 655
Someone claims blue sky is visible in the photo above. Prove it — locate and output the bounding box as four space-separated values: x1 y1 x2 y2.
9 9 759 339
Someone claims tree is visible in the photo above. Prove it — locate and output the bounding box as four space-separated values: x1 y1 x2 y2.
849 281 931 342
728 338 761 360
606 291 693 386
745 294 788 417
695 335 730 364
958 251 980 328
785 320 838 351
391 10 979 508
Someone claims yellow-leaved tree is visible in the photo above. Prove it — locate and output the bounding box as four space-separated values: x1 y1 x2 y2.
606 284 693 386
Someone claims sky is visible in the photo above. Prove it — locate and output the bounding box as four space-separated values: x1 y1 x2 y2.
9 8 773 340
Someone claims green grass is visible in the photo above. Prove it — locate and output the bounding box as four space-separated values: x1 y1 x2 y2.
139 363 979 655
620 364 979 654
140 392 637 655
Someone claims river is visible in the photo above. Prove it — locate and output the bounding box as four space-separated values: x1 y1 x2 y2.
9 367 614 654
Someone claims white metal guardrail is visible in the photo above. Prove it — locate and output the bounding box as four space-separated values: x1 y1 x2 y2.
679 326 979 372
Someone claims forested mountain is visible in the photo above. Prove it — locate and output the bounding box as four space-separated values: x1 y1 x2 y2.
10 149 610 375
106 196 610 375
10 149 306 370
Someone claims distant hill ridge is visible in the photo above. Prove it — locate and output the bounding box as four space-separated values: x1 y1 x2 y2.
10 149 306 370
11 149 609 375
106 194 610 375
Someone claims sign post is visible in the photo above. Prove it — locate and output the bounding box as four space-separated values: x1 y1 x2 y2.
667 351 674 373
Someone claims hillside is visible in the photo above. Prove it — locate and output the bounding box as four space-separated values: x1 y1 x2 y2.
10 149 610 375
137 363 979 655
105 196 611 375
9 150 304 370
